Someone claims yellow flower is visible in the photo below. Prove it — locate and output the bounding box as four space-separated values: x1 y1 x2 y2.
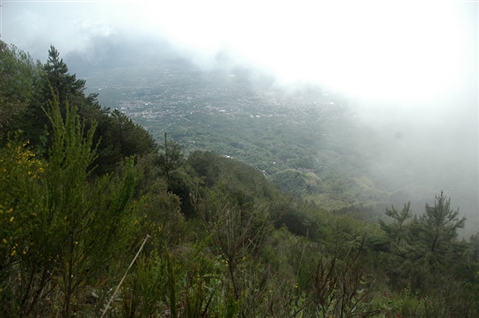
7 208 13 213
9 217 14 223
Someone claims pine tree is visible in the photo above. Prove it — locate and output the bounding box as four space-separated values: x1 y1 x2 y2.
379 192 469 292
41 45 86 103
409 191 467 269
8 45 157 175
13 46 98 151
379 202 412 249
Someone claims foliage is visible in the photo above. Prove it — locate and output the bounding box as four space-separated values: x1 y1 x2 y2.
187 150 220 187
374 193 479 317
0 44 478 317
308 250 381 317
410 192 467 267
42 46 88 103
269 169 321 197
0 99 141 317
0 41 42 139
6 45 157 175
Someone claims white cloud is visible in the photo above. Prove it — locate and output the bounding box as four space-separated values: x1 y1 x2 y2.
2 0 474 103
140 1 467 102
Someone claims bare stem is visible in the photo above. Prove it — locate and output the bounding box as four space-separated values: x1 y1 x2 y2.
100 234 150 318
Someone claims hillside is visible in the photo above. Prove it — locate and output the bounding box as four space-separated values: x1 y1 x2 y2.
1 42 478 317
80 60 478 226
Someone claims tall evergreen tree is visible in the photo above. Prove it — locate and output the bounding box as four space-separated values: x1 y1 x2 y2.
379 192 469 292
409 191 467 269
7 45 157 175
41 45 86 103
13 46 98 151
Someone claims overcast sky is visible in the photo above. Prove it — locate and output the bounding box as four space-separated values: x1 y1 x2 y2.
1 0 477 102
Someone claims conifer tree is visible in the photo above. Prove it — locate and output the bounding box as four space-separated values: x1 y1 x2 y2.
42 45 87 103
379 202 412 249
14 46 99 151
8 45 157 175
379 192 469 292
409 191 467 269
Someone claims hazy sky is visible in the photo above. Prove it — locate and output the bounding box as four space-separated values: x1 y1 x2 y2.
2 0 476 103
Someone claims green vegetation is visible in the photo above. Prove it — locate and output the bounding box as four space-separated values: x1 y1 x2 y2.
78 58 478 231
1 42 478 317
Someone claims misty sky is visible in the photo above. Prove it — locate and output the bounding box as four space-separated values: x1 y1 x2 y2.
1 1 476 102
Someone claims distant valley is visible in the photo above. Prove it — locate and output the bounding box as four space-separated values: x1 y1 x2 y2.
82 60 478 231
